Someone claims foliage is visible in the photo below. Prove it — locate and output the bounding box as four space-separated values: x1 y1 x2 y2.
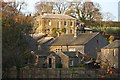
79 64 85 68
35 1 102 22
51 28 58 37
2 1 33 78
65 2 102 22
108 35 115 43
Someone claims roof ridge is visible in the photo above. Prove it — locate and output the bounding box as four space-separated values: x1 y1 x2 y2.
83 32 99 44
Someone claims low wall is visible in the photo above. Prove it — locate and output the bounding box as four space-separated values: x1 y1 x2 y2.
3 68 119 78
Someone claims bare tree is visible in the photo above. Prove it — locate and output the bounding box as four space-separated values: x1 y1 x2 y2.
102 12 115 21
35 2 54 15
53 2 70 14
65 1 102 22
102 12 115 27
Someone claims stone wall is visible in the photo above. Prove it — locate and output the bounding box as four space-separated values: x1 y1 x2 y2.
4 68 119 78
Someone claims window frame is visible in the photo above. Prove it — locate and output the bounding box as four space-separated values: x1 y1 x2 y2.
70 59 74 66
48 20 52 26
64 21 67 26
70 21 74 27
113 49 116 56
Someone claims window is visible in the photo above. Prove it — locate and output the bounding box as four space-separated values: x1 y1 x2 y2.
69 48 76 51
38 45 41 50
70 21 74 27
58 21 61 29
64 21 67 26
56 48 62 52
113 49 116 56
66 30 68 34
97 40 99 44
44 20 46 24
36 21 40 26
48 20 52 26
70 60 73 66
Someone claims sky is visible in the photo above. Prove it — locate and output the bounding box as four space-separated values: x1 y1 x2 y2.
8 0 120 21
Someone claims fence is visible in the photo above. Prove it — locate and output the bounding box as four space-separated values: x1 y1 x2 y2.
5 68 119 78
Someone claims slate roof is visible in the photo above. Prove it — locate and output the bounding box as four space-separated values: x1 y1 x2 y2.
32 33 47 40
103 40 120 49
38 37 54 44
63 51 82 58
46 32 99 46
25 35 39 54
25 35 49 56
36 13 76 20
48 52 60 58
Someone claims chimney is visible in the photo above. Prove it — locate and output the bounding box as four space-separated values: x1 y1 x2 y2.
74 26 78 38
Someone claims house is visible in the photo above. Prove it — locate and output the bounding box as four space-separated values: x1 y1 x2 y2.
44 32 108 68
25 34 53 68
34 13 76 35
47 51 82 68
47 52 61 68
99 40 120 69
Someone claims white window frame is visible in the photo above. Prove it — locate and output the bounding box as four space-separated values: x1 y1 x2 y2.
113 49 116 56
48 20 52 26
70 21 74 27
64 21 67 26
58 21 61 29
66 30 68 34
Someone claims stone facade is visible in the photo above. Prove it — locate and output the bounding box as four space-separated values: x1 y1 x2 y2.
100 40 120 69
100 48 119 69
34 14 76 35
49 45 84 53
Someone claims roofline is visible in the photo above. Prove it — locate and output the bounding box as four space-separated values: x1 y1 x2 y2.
40 17 76 20
47 32 100 46
48 44 84 46
82 32 100 45
35 14 76 20
102 47 119 49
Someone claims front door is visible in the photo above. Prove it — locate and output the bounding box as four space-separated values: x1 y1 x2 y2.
49 58 52 68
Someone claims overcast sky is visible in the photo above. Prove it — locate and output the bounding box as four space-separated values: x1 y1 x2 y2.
7 0 120 21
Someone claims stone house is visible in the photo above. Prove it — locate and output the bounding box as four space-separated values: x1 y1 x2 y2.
25 34 54 68
99 40 120 69
45 32 109 68
34 13 76 35
47 52 61 68
46 51 82 68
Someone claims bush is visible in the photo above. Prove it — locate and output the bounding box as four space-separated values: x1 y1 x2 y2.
79 64 85 68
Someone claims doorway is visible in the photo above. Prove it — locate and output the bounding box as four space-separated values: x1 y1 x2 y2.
49 58 52 68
